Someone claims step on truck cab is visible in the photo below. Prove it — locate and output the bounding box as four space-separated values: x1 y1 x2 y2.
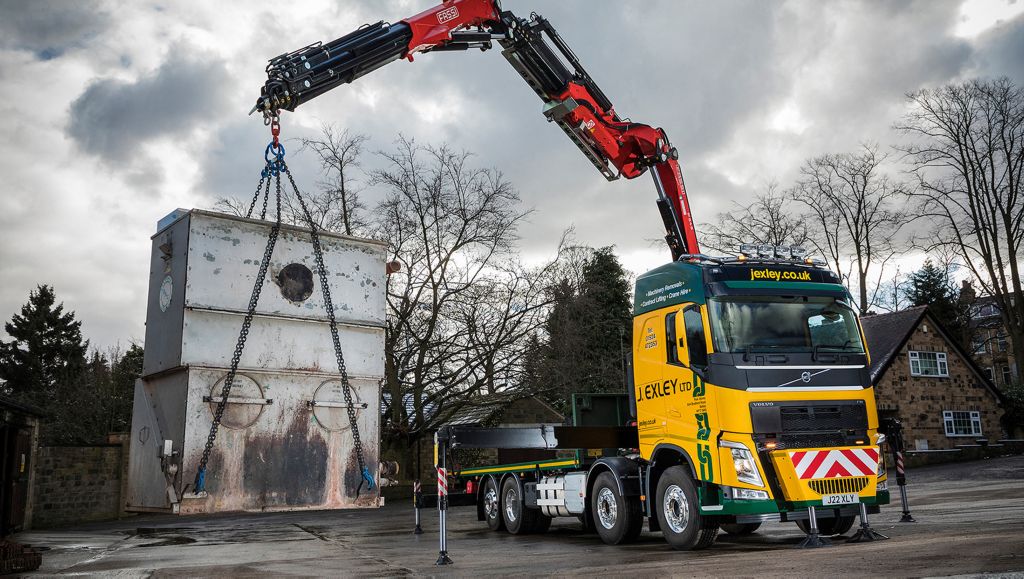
445 248 889 550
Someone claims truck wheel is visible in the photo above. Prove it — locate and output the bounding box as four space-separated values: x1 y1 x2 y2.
482 476 505 531
720 522 762 535
590 472 644 545
795 515 856 536
655 466 719 550
501 477 548 534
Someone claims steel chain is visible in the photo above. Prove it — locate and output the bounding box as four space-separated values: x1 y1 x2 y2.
284 164 374 493
245 173 267 219
194 167 283 493
259 176 272 221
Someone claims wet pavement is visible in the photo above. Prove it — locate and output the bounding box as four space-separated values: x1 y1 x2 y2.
14 454 1024 577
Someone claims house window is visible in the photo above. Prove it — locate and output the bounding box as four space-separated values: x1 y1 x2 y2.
909 351 949 377
942 410 982 437
984 367 994 381
997 333 1008 352
1002 365 1012 386
972 335 987 355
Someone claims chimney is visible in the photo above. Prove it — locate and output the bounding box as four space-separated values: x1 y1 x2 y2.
959 279 976 304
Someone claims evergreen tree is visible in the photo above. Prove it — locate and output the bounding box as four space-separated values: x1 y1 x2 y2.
108 344 144 433
0 285 122 444
533 247 633 415
905 259 969 346
0 285 88 402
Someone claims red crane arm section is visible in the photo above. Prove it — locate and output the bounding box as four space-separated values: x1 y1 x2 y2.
401 0 501 57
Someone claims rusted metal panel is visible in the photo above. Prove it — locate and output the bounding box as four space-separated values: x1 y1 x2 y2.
184 210 385 325
177 368 381 513
129 209 384 514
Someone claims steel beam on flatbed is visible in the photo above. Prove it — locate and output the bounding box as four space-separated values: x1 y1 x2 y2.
435 424 638 450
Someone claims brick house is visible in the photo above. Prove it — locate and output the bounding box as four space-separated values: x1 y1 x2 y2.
861 306 1005 451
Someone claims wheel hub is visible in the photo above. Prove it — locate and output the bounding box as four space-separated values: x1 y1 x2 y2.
597 487 618 530
663 484 689 534
504 487 519 523
484 487 499 520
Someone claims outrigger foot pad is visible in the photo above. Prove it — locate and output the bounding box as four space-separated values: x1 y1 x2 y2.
796 532 831 548
900 513 916 522
849 526 889 542
435 551 453 566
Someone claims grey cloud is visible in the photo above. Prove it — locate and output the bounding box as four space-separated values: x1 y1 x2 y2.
67 44 232 165
0 0 110 59
973 13 1024 82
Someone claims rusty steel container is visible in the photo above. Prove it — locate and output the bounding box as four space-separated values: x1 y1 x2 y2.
127 209 386 513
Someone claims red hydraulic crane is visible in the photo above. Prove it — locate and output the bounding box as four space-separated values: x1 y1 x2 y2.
253 0 700 259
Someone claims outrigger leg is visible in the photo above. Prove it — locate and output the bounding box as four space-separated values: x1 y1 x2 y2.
796 506 831 548
848 502 888 542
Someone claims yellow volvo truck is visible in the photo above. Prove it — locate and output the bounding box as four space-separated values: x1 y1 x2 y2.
443 248 889 550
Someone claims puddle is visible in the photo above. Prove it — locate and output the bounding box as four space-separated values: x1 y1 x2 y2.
136 536 198 548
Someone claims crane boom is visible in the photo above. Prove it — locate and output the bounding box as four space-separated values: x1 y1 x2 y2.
253 0 700 259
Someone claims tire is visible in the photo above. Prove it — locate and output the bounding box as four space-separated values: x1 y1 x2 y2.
796 515 856 536
501 477 549 534
590 472 644 545
481 476 504 531
720 522 762 536
655 466 719 550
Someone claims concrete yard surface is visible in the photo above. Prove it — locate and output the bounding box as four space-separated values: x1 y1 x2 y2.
15 455 1024 577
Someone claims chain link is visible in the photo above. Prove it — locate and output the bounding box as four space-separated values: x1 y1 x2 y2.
284 164 374 493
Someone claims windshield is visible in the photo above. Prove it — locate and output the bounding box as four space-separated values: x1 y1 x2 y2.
707 296 865 354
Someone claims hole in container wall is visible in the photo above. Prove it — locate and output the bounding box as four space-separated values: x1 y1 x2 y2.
277 263 314 303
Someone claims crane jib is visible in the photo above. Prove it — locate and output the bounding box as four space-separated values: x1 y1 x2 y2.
252 0 702 258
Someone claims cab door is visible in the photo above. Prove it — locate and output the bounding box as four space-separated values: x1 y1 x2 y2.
665 303 717 483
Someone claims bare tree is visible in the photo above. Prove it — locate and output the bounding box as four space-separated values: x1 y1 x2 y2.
373 136 555 465
791 144 907 313
701 181 809 253
212 196 249 218
212 124 369 235
895 77 1024 381
296 124 370 235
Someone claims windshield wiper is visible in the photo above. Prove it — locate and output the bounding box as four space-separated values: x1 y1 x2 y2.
813 341 854 361
741 343 782 362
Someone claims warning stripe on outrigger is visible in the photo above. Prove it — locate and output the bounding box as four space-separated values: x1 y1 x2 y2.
457 458 579 477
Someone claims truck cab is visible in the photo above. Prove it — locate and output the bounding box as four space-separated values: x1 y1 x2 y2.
633 250 888 546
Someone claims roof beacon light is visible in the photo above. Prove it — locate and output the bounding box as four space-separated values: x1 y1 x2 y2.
774 245 791 259
739 243 757 257
790 246 808 260
757 244 774 258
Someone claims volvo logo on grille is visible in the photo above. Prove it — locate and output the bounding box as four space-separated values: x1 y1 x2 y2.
801 371 812 383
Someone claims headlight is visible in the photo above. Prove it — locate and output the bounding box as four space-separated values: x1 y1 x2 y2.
876 480 888 492
720 441 763 487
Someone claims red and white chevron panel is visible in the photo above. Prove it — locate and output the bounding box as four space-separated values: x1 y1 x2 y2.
437 467 448 496
788 447 879 479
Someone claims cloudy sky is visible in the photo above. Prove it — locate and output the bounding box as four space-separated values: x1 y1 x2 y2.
0 0 1022 351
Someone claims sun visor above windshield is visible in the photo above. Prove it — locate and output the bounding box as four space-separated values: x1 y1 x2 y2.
707 281 851 299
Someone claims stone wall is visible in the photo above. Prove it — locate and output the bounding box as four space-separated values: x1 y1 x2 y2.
875 314 1004 450
30 441 128 529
